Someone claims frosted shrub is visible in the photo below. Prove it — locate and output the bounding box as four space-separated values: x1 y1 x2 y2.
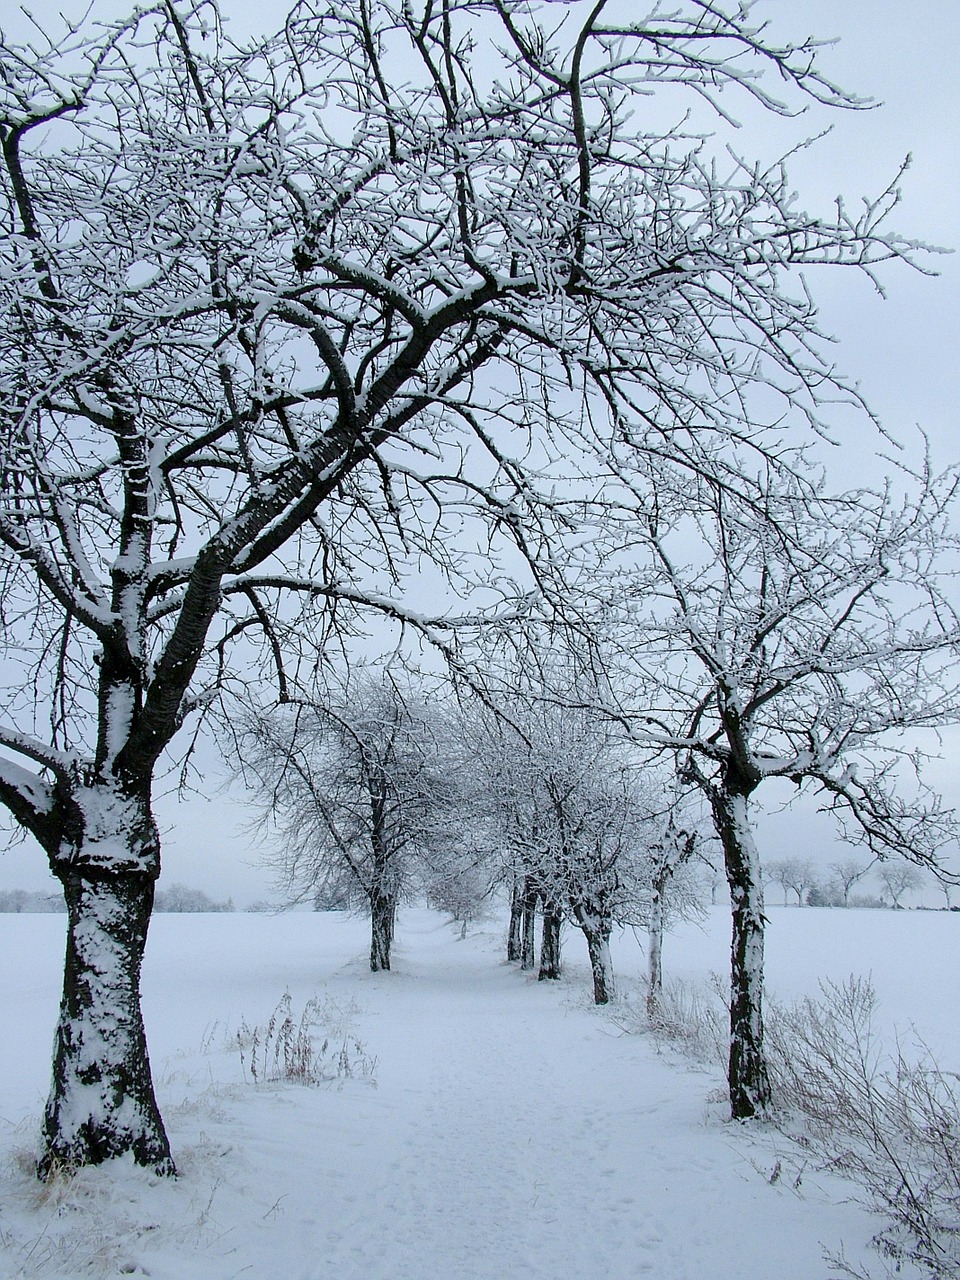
627 972 960 1276
616 976 727 1067
766 978 960 1279
236 993 376 1088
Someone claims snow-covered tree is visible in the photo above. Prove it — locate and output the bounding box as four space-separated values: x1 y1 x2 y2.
591 469 959 1117
829 856 874 907
766 857 821 907
0 0 924 1173
643 800 708 1019
477 697 649 1003
875 859 926 908
238 676 456 971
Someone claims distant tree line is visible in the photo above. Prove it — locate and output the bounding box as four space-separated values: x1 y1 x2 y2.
0 889 65 913
0 884 233 913
154 884 235 913
765 857 942 909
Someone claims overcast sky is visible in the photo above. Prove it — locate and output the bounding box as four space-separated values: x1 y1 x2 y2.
0 1 957 904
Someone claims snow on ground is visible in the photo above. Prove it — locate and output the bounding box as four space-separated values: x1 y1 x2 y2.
0 904 955 1279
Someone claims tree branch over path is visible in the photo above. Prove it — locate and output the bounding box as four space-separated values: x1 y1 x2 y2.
0 0 940 1176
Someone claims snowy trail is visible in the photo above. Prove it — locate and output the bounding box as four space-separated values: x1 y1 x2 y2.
0 910 882 1279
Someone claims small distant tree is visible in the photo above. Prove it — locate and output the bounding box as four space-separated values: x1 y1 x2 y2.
829 857 874 907
766 857 820 907
644 802 706 1019
702 862 725 908
239 677 454 971
419 747 500 940
425 856 495 939
806 882 842 907
875 860 926 909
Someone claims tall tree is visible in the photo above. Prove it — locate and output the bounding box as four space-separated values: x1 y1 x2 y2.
0 0 920 1171
592 468 959 1117
477 696 649 1003
643 801 706 1020
237 677 452 971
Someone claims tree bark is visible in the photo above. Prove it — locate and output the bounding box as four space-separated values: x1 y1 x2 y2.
647 881 664 1021
507 878 524 962
569 900 614 1004
520 875 538 971
538 899 562 981
370 889 396 972
583 922 614 1004
711 778 772 1120
40 861 173 1177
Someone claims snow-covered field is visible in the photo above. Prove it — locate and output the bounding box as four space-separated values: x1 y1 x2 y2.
0 904 956 1279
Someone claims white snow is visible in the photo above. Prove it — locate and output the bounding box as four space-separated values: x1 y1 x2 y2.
0 904 954 1279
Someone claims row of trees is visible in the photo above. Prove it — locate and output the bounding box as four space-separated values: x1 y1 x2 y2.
236 675 708 1007
0 883 234 912
0 0 956 1174
766 857 930 909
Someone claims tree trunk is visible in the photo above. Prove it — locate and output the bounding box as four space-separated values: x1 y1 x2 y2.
520 876 538 971
507 879 524 962
370 890 396 972
41 864 173 1178
583 922 614 1005
538 900 562 981
647 883 664 1021
711 779 772 1120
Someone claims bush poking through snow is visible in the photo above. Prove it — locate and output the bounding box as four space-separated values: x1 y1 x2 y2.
616 976 726 1067
236 993 376 1088
766 978 960 1279
631 973 960 1278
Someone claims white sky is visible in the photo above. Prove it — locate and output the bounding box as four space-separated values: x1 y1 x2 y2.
0 1 957 903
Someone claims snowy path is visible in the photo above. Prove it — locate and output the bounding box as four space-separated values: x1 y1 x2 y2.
0 910 883 1278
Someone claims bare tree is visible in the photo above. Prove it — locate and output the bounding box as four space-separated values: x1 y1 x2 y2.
0 0 925 1173
702 860 725 907
875 860 926 908
238 677 454 971
477 697 648 1003
644 800 706 1019
766 857 820 907
829 856 874 907
587 469 959 1119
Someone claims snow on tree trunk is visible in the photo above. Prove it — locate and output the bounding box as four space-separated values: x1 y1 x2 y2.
569 902 614 1004
40 790 173 1178
507 880 524 962
712 781 772 1120
520 877 538 971
583 923 614 1005
538 900 562 981
370 890 396 972
647 885 664 1021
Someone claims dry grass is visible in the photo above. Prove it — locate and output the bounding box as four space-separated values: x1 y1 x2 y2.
235 991 377 1088
622 971 960 1279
